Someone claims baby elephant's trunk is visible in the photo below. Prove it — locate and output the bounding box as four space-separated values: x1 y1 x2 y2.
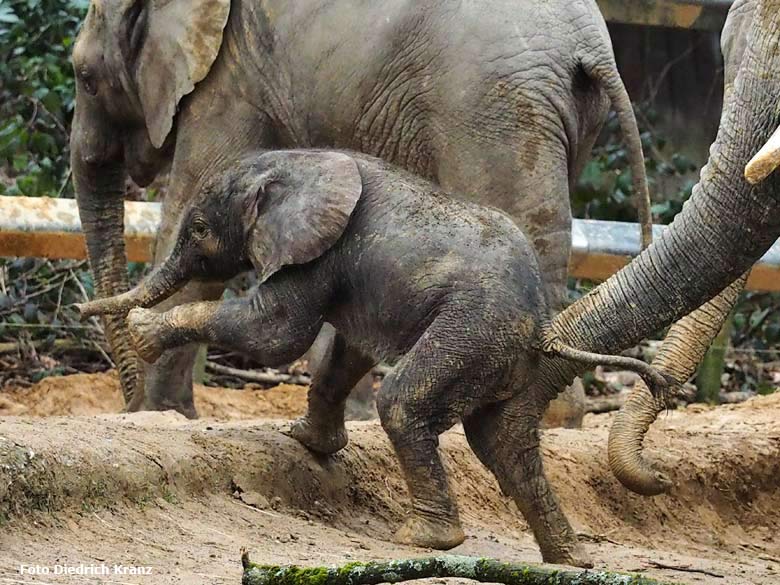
74 262 187 320
539 326 678 401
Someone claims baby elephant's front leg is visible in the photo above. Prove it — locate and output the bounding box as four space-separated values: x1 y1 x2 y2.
290 332 376 455
127 306 207 364
127 294 321 368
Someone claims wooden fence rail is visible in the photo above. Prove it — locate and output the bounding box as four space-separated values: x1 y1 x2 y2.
1 196 777 291
598 0 732 31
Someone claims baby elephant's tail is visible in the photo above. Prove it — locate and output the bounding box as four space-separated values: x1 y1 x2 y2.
540 327 678 400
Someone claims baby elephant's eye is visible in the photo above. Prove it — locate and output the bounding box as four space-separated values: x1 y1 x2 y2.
191 220 210 239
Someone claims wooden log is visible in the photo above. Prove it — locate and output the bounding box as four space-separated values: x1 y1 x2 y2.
241 553 678 585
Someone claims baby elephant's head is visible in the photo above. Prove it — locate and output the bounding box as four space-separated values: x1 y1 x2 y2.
74 150 363 319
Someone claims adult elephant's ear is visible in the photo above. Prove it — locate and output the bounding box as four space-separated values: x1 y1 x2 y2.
133 0 231 149
244 151 363 283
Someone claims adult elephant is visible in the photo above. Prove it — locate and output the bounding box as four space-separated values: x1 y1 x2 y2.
70 0 651 418
487 2 780 562
608 0 760 496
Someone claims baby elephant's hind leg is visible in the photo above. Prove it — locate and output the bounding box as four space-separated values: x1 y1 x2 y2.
463 396 592 568
375 314 515 551
290 331 375 454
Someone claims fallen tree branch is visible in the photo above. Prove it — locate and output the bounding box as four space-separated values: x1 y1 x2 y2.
206 361 393 387
585 395 627 414
241 553 678 585
0 338 106 355
646 560 724 578
206 362 312 386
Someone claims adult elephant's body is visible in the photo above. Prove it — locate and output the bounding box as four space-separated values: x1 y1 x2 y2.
71 0 648 415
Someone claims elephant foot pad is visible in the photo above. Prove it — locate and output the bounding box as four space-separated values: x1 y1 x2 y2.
288 416 349 454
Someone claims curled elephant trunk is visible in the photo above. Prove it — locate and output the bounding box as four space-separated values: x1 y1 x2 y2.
75 260 187 321
607 274 748 496
534 0 780 431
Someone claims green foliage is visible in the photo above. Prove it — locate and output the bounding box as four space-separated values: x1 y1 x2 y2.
573 105 698 226
0 0 88 197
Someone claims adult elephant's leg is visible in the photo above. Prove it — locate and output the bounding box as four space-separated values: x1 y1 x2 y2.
463 396 591 568
290 332 376 454
138 93 274 417
541 377 585 429
436 137 585 428
139 191 225 418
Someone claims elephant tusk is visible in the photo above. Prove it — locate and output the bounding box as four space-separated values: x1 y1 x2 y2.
745 124 780 184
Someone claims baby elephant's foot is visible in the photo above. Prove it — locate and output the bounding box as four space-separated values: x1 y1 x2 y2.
394 514 465 550
289 416 348 455
127 308 168 363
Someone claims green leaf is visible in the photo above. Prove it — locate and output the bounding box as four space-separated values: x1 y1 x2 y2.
0 5 20 24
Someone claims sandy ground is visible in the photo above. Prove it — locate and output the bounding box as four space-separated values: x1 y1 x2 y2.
1 373 779 584
0 372 309 420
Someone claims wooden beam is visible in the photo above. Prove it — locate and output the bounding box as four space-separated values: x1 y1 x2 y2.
570 219 780 292
0 195 159 263
1 196 778 291
597 0 732 32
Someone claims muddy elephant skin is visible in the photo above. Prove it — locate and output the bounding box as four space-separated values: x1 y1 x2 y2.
76 149 672 567
69 0 651 417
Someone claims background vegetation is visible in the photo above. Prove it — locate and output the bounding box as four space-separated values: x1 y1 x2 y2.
0 0 777 395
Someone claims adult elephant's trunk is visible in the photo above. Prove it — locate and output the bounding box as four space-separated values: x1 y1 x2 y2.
71 135 142 408
607 274 748 496
537 0 780 415
75 256 188 320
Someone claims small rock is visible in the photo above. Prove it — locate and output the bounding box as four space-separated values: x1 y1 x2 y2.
239 491 270 510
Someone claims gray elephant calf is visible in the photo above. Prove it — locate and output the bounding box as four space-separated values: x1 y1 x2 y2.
77 149 668 565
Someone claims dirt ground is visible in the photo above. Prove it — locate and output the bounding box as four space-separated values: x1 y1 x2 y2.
0 372 309 420
1 374 779 584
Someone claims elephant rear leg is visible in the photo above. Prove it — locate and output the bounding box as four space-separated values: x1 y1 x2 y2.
290 331 376 455
376 369 464 550
462 396 592 568
375 314 519 550
436 135 586 429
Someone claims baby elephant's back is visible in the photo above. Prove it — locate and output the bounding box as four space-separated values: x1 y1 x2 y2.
350 159 549 322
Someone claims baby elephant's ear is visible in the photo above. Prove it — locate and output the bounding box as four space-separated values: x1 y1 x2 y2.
247 151 363 282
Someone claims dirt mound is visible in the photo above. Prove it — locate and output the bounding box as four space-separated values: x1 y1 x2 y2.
0 372 309 419
0 392 779 583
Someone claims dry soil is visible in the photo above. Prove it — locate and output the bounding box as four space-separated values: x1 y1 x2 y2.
1 373 779 585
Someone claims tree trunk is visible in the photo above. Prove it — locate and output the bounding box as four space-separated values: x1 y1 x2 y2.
241 554 678 585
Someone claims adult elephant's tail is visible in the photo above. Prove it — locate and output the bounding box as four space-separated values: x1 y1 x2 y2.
581 57 653 249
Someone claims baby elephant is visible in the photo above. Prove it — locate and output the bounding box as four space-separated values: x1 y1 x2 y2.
77 150 668 567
